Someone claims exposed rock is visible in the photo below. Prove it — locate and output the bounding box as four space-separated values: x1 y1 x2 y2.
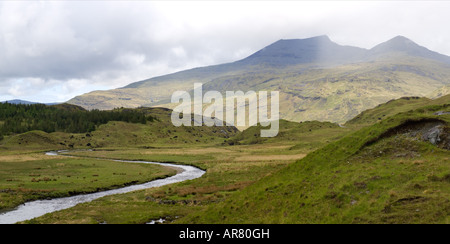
420 124 449 149
364 119 449 150
434 111 450 116
422 125 442 145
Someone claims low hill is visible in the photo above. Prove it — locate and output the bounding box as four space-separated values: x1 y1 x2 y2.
2 130 61 148
225 120 346 150
346 97 432 126
181 101 450 223
0 102 148 137
0 106 239 149
50 103 87 112
346 95 450 126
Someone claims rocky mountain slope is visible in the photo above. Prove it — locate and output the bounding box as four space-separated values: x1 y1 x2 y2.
68 36 450 124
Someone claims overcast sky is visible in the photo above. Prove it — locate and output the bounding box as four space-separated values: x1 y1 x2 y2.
1 1 450 103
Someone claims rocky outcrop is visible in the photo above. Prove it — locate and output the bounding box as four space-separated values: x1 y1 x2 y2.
364 119 449 150
420 124 449 150
422 125 443 145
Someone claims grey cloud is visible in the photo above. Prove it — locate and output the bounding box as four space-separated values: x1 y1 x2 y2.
2 3 166 74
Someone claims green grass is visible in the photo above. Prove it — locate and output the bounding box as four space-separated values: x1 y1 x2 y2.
345 97 432 126
18 143 306 224
178 104 450 224
0 156 177 212
224 120 351 154
346 94 450 127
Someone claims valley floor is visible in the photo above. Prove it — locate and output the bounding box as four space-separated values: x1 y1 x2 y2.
0 96 449 224
0 142 312 224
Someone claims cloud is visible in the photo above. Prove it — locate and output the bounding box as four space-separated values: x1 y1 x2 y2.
1 1 450 103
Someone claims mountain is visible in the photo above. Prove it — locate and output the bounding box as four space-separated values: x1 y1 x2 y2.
2 99 41 105
68 36 450 124
236 35 367 66
368 36 450 64
1 99 60 106
428 85 450 99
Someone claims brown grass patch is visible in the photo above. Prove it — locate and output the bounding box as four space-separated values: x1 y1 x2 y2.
151 181 254 198
141 147 232 155
0 154 65 162
234 154 306 162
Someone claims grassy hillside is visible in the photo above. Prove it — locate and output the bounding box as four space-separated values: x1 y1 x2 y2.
0 107 238 150
12 115 353 224
225 120 349 153
346 97 432 126
346 95 450 126
180 102 450 223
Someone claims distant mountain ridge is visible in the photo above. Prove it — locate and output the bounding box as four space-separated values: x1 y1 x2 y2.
1 99 60 106
68 35 450 124
238 35 450 66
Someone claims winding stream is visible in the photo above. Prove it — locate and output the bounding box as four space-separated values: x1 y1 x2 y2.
0 151 205 224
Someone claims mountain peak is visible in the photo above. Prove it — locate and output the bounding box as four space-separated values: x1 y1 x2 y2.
273 35 332 47
240 35 365 66
279 35 331 42
390 35 414 42
369 36 450 64
370 35 424 54
384 36 420 47
309 35 331 41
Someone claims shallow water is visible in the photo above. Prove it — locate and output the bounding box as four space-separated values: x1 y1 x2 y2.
0 152 205 224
